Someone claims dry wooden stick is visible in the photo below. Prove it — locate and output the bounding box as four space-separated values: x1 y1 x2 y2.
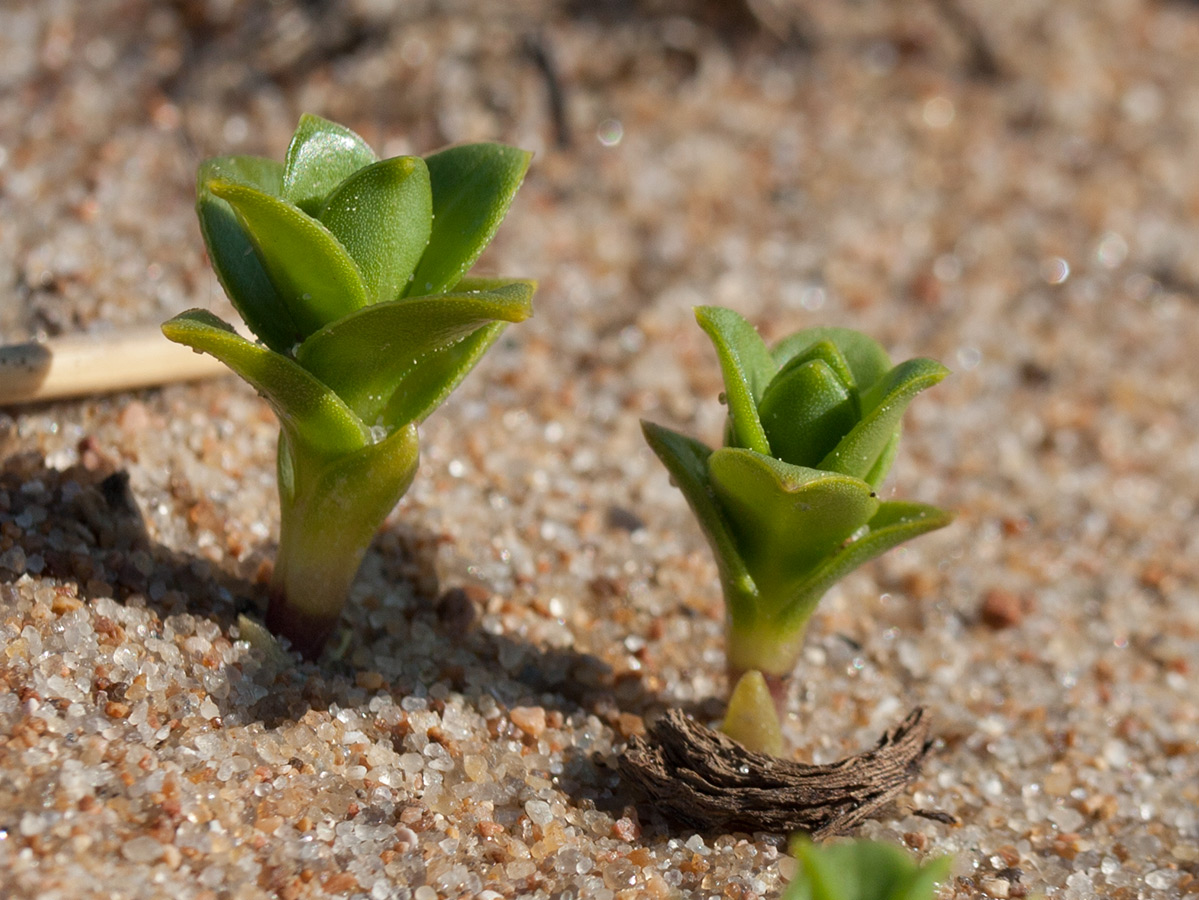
0 326 230 406
619 707 933 838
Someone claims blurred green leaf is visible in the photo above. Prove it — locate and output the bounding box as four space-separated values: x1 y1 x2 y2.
695 306 776 456
319 156 432 305
195 156 298 353
161 310 367 459
209 180 368 338
819 358 949 480
283 114 377 215
297 279 534 424
784 838 953 900
407 143 532 296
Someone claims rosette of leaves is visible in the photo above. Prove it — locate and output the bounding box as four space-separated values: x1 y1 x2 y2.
642 307 951 752
163 115 534 658
782 839 952 900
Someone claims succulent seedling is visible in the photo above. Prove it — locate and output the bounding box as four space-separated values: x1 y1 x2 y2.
164 114 534 657
782 838 952 900
643 307 951 752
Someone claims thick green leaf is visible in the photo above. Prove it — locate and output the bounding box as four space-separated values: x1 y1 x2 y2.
318 156 433 306
296 279 534 423
195 156 298 353
862 428 902 491
379 276 535 426
283 114 378 215
161 309 367 459
407 143 532 297
818 358 949 480
757 358 858 469
785 839 952 900
381 321 507 428
208 180 368 338
694 306 776 456
774 338 857 396
640 421 757 620
773 326 893 393
708 448 878 595
774 500 953 632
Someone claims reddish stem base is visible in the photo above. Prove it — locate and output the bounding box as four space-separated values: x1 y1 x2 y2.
265 591 339 661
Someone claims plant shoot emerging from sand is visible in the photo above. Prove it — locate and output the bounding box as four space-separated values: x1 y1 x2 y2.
782 838 952 900
164 114 534 657
643 308 951 752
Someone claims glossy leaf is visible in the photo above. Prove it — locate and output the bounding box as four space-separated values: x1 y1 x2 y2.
208 180 368 338
407 143 533 296
758 358 858 468
195 156 298 352
784 838 952 900
161 310 367 458
318 156 432 306
708 448 878 586
775 501 954 632
640 421 757 619
819 358 949 480
296 279 534 423
381 321 507 428
283 114 378 215
695 306 776 455
772 326 893 392
862 428 902 491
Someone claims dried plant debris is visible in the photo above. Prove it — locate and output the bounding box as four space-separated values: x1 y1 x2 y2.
619 708 932 838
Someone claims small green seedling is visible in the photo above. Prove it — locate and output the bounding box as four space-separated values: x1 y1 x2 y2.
643 307 951 752
782 838 952 900
164 114 534 658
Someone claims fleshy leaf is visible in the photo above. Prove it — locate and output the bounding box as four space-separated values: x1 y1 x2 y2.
862 428 902 491
195 156 298 353
640 421 757 620
708 448 878 593
161 309 367 459
773 326 893 393
208 180 368 338
296 279 534 423
785 838 953 900
380 276 536 427
721 670 783 757
757 358 858 469
283 114 378 215
818 358 949 480
407 143 532 296
695 306 776 456
775 500 954 632
318 156 433 306
380 321 506 428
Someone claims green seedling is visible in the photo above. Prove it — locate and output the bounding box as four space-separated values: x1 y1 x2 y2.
782 838 952 900
164 114 534 658
643 307 951 752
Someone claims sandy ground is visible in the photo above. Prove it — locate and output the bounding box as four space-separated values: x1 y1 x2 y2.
2 1 1198 898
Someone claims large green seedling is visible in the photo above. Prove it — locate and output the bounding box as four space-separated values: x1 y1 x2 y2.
165 115 535 658
643 308 951 753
